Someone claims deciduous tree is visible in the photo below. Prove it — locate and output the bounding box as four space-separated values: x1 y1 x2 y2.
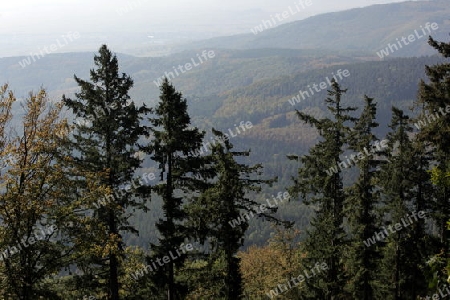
0 87 73 299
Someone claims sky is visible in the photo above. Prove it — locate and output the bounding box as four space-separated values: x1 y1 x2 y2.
1 0 413 34
1 0 413 57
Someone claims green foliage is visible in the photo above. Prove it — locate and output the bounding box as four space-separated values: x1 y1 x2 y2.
62 45 149 299
143 78 206 299
288 80 356 299
344 96 381 299
376 107 431 299
1 15 450 297
185 128 276 299
415 36 450 296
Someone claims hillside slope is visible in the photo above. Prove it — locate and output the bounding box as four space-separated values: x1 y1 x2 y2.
175 0 450 58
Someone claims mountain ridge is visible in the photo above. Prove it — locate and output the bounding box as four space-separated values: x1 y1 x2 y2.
174 0 450 58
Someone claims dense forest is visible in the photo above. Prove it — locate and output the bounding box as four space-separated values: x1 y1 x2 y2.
0 33 450 300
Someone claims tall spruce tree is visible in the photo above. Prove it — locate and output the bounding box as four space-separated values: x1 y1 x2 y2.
376 107 429 299
143 78 206 300
288 80 356 299
185 129 276 299
416 37 450 244
405 136 433 299
344 96 381 299
62 45 149 300
414 36 450 295
427 161 450 294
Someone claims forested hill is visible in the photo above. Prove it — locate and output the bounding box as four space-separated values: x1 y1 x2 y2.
175 0 450 56
3 48 367 100
127 54 446 250
3 0 450 297
3 50 445 166
2 51 445 168
2 48 445 251
1 3 448 253
189 55 445 144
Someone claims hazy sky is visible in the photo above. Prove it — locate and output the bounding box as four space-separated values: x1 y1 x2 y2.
1 0 414 57
2 0 412 35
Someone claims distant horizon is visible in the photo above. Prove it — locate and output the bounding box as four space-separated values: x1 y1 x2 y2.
1 0 412 58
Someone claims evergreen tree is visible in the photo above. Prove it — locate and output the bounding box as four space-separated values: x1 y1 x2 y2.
404 136 434 299
143 78 206 300
377 107 429 299
62 45 149 300
415 36 450 296
185 129 276 299
344 96 381 299
416 38 450 240
288 80 356 299
427 162 450 295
